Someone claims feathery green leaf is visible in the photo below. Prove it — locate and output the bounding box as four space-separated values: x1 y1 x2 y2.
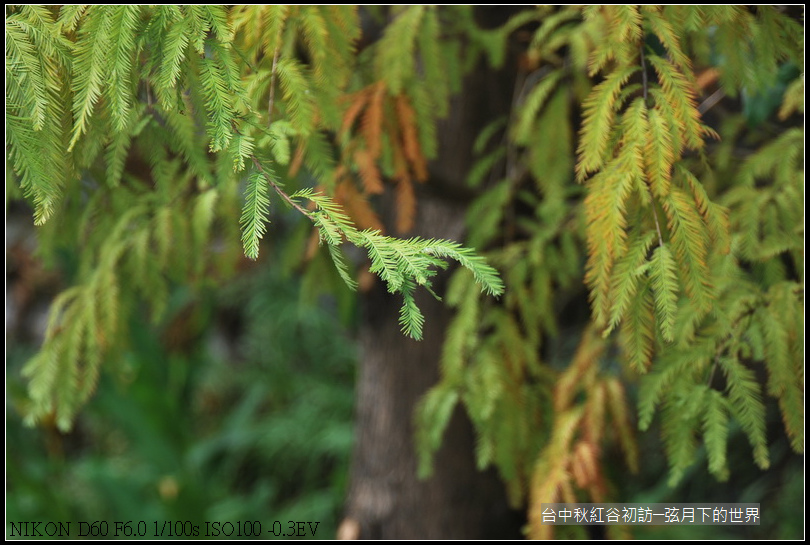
648 244 679 342
240 169 272 260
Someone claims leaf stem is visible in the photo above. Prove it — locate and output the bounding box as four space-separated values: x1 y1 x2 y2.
250 155 311 218
267 39 282 126
639 47 665 247
707 356 718 387
651 197 665 247
639 45 648 103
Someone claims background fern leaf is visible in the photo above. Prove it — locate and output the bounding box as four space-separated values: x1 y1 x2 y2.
375 6 425 94
276 58 316 136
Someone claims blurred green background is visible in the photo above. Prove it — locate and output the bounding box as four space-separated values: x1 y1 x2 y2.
7 212 357 539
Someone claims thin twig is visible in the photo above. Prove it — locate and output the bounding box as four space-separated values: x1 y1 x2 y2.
639 45 648 103
698 88 725 115
250 155 312 218
640 46 664 247
267 46 281 126
706 356 718 387
502 67 533 246
651 197 665 247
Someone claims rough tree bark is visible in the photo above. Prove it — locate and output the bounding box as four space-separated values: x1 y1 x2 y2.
342 51 524 539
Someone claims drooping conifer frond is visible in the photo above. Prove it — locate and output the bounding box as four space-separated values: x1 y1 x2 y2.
68 5 114 150
105 5 141 132
417 7 803 537
9 5 498 427
6 8 803 535
6 5 73 224
198 47 237 152
375 6 425 95
282 187 503 340
719 356 770 469
240 170 272 260
576 66 638 181
648 244 679 342
275 58 316 136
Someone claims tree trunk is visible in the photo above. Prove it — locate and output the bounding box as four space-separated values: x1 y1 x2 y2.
342 55 523 539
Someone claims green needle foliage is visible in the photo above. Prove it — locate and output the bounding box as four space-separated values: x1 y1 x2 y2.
406 6 803 537
6 5 501 430
5 6 803 538
287 187 504 340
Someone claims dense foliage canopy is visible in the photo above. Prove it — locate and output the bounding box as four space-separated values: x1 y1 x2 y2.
6 5 803 538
